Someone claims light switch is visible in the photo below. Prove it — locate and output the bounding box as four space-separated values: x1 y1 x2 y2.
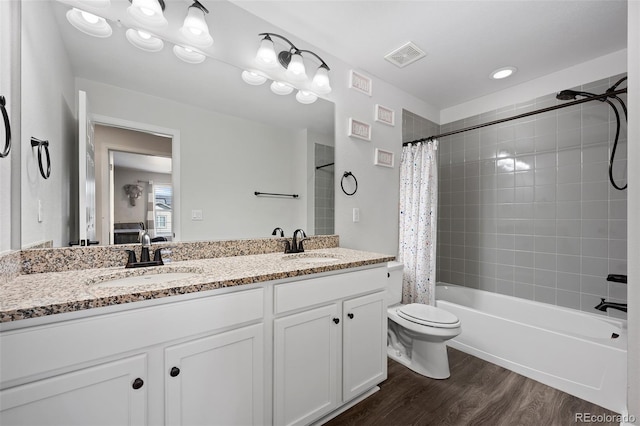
352 208 360 223
191 209 203 221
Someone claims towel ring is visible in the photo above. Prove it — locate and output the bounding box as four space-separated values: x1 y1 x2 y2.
0 96 11 158
31 137 51 179
341 171 358 196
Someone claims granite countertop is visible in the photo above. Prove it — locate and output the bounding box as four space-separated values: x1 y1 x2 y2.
0 248 395 323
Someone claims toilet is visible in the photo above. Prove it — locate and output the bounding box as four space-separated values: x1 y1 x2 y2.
386 261 461 379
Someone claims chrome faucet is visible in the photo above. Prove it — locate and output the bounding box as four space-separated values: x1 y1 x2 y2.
272 227 285 237
140 230 152 262
594 298 627 313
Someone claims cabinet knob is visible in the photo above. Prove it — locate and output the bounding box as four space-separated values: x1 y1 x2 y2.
332 317 340 324
132 378 144 389
347 313 354 319
170 367 181 377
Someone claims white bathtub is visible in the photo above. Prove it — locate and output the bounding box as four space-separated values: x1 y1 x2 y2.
436 284 627 414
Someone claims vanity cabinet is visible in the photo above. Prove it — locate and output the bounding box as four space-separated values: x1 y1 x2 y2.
0 354 148 426
273 266 387 426
0 288 264 426
165 323 263 426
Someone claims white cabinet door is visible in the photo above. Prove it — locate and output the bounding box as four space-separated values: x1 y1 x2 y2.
342 291 387 401
274 304 340 426
0 354 147 426
165 323 264 426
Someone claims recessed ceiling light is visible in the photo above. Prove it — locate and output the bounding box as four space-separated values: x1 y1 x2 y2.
491 66 517 80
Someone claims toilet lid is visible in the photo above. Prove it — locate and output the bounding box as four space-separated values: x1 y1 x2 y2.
397 303 460 329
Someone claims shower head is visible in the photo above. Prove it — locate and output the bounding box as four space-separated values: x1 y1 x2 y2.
555 90 580 101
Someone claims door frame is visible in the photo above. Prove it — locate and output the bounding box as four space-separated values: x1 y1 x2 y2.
92 114 181 245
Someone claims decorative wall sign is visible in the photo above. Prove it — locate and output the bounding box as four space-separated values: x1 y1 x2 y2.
374 104 395 126
349 70 372 96
348 118 371 141
374 148 394 168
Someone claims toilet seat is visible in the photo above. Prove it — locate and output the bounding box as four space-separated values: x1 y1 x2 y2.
397 303 460 329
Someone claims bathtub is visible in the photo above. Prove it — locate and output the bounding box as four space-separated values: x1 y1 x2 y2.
436 284 627 414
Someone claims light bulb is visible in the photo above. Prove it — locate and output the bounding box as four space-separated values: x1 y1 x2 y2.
270 81 294 96
255 36 277 68
127 0 168 30
180 4 212 48
311 66 331 95
286 52 307 81
66 8 112 38
125 28 163 52
241 70 268 86
296 90 318 104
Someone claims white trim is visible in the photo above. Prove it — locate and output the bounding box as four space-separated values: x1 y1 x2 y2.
91 114 181 243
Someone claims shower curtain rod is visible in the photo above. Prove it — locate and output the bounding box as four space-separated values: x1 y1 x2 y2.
403 88 627 146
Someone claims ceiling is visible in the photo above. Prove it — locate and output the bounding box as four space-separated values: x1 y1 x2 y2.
53 0 627 121
232 0 628 110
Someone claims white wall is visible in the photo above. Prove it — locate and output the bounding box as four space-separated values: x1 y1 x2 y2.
77 79 310 241
20 0 75 248
113 168 171 225
626 1 639 422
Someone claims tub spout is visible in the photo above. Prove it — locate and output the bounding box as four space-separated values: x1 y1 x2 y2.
594 298 627 313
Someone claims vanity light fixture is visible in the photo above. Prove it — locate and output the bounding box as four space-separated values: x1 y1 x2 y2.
126 28 164 52
179 1 213 49
243 32 332 104
63 1 212 66
127 0 168 30
66 8 112 38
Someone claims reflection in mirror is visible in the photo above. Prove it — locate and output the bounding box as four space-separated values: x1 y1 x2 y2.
20 0 335 248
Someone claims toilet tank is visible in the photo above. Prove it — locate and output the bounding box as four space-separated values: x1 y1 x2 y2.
386 261 404 306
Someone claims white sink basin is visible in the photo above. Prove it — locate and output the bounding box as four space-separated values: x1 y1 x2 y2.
91 272 200 288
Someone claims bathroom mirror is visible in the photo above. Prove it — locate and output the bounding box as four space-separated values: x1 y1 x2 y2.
20 0 335 248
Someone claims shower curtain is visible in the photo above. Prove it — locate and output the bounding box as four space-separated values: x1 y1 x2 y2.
398 140 438 305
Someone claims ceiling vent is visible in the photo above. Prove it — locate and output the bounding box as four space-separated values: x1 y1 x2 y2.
384 42 426 68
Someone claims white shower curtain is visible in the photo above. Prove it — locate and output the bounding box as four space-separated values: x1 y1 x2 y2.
398 140 438 305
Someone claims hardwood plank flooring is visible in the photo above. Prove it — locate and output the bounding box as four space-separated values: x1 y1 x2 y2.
326 348 620 426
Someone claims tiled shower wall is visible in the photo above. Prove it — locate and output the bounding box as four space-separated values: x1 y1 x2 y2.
435 74 628 318
314 143 335 235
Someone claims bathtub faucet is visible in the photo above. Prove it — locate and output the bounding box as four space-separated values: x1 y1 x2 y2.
594 298 627 313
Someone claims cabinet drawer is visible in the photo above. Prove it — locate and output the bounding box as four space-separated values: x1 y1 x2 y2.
1 288 264 386
274 266 385 315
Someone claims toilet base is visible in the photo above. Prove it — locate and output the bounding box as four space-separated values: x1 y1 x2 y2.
387 340 451 379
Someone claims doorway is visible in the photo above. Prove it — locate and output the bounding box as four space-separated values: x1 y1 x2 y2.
91 120 179 245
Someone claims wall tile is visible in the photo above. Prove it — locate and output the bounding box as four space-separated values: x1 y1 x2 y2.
430 75 627 318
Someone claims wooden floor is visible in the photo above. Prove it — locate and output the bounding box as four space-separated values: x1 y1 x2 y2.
326 348 619 426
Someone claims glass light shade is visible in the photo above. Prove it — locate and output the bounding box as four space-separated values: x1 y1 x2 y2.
270 81 294 96
255 37 278 68
125 28 164 52
127 0 168 30
173 45 205 64
311 66 331 95
295 90 318 104
285 52 307 81
66 8 112 38
180 6 213 48
241 70 268 86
